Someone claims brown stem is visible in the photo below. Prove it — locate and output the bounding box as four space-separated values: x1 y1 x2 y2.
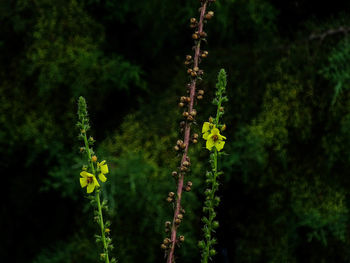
166 1 208 263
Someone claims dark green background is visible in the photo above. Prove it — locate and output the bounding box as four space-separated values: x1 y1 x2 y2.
1 0 350 262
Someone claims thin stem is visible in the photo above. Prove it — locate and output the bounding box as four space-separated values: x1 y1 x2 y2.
82 133 109 263
167 2 209 263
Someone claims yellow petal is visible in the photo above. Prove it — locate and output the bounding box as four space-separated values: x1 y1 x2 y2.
218 134 227 140
87 183 95 193
202 122 211 133
99 173 107 182
215 140 225 151
211 128 220 135
93 176 100 188
80 171 92 178
80 178 87 188
98 160 106 167
206 137 215 150
203 131 210 140
101 164 109 174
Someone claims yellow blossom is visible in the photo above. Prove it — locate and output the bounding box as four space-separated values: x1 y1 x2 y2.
97 160 109 182
80 171 100 193
202 122 215 140
206 128 226 151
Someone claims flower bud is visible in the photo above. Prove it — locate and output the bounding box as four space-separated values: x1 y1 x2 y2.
199 31 207 38
191 71 197 77
183 112 189 118
209 116 214 123
193 66 199 72
192 139 198 144
79 147 85 152
161 244 167 250
205 11 214 20
183 161 190 167
190 109 197 116
193 133 199 139
165 221 171 227
198 90 204 95
177 139 183 146
177 214 183 220
91 155 97 162
174 145 180 151
187 115 194 121
180 143 187 149
187 68 193 74
192 33 199 40
178 102 184 107
185 186 191 192
186 55 192 61
172 171 178 177
163 238 171 245
197 95 203 100
210 249 216 256
187 181 193 187
190 18 197 24
175 218 181 224
180 96 186 102
166 197 173 203
186 97 191 103
179 235 185 242
184 61 191 66
221 124 226 131
168 192 175 197
180 121 185 127
220 106 224 112
180 166 188 172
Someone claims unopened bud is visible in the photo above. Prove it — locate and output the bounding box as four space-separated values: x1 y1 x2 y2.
220 106 224 112
183 112 189 118
191 71 197 77
190 110 197 116
187 181 193 187
179 235 185 242
91 155 97 162
199 31 207 38
185 186 191 192
172 171 178 177
180 143 187 149
177 214 183 220
198 90 204 95
165 221 171 227
192 33 199 40
221 124 226 131
180 166 188 172
186 97 191 103
192 139 198 144
178 102 184 107
174 145 180 151
180 121 185 127
177 139 183 146
190 18 197 24
161 244 167 250
186 55 192 60
205 11 214 20
175 218 181 224
163 238 171 245
193 133 199 139
183 161 190 167
197 95 203 100
168 192 175 197
180 96 186 102
187 115 194 121
209 116 214 123
193 67 199 72
187 68 193 74
166 197 173 203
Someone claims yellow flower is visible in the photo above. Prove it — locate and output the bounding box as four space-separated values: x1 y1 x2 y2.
206 128 226 151
97 160 109 182
202 122 215 140
80 171 100 193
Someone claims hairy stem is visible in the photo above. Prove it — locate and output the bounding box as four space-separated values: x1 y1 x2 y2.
167 1 209 263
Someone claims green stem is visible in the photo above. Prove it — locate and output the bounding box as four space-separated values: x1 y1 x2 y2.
82 133 109 263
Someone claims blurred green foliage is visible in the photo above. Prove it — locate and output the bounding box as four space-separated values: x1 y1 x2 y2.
1 0 350 262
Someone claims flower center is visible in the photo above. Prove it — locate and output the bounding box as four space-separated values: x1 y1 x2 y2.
87 177 93 184
212 135 219 141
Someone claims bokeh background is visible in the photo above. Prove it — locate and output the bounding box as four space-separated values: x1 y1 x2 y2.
1 0 350 262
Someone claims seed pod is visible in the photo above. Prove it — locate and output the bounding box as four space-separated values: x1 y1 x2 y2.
183 112 189 118
199 31 207 38
187 181 193 187
192 138 198 144
186 55 192 61
178 102 185 107
198 89 204 95
197 95 203 100
175 218 181 224
192 33 199 40
174 145 180 151
172 171 178 177
183 161 190 167
168 192 175 197
165 221 171 227
166 197 173 203
161 244 167 250
186 97 191 103
193 133 199 139
185 186 191 192
163 238 171 245
190 17 197 24
193 66 199 72
180 166 188 172
179 235 185 242
177 139 183 146
187 68 193 74
180 143 187 149
177 214 183 220
190 110 197 116
191 71 197 77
